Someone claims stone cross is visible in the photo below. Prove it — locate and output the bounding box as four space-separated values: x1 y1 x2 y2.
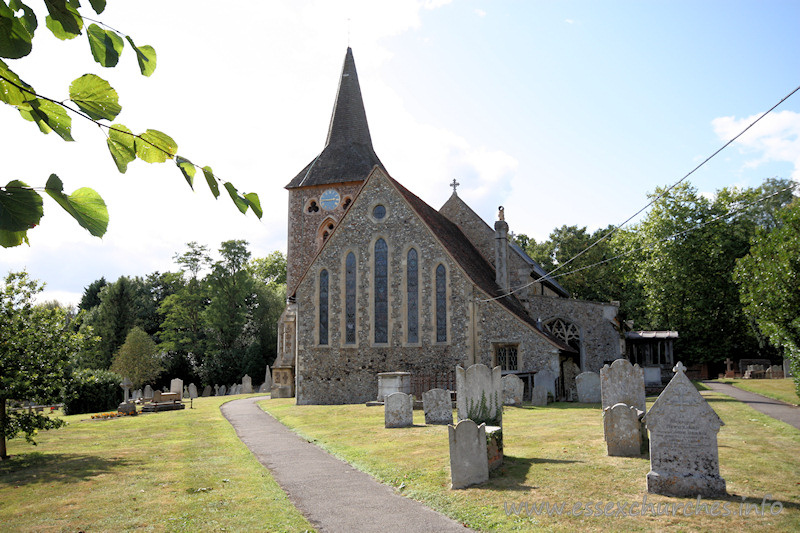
450 178 460 194
673 361 687 373
120 377 133 403
724 358 734 373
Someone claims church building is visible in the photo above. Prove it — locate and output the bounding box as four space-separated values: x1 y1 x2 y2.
273 49 622 405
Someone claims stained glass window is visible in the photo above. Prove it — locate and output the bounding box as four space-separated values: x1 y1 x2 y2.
319 269 328 345
436 264 447 342
407 248 418 343
345 252 356 344
374 239 388 343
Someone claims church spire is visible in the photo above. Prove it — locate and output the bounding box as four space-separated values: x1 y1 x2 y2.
286 47 385 189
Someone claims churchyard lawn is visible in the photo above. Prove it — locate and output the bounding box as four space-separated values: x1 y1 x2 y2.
0 396 313 532
262 393 800 532
715 377 800 406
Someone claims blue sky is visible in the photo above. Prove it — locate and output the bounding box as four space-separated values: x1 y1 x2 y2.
1 0 799 305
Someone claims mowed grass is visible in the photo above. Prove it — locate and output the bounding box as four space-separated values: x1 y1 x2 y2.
716 378 800 406
0 395 314 532
262 394 800 532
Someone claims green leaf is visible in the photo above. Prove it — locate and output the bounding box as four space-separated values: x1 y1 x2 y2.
69 73 121 120
9 0 37 36
86 23 123 67
45 174 108 237
125 35 156 77
43 0 83 40
176 157 195 189
17 98 73 141
202 166 219 198
244 192 262 219
0 2 34 58
135 129 177 163
0 227 28 247
0 179 43 232
0 58 35 105
88 0 105 14
106 123 135 173
224 182 248 214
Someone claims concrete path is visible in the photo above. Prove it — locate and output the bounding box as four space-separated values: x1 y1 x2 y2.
221 396 472 533
702 381 800 430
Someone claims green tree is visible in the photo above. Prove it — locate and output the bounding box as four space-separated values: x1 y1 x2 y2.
0 1 261 247
249 251 287 288
735 199 800 395
78 276 107 311
0 271 78 460
110 326 162 388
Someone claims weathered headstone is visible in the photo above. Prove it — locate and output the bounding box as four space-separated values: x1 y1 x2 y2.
202 385 212 397
218 384 227 396
144 385 154 400
384 392 413 428
530 385 547 407
377 372 412 402
120 377 133 403
264 365 272 392
604 403 644 456
422 388 453 425
133 389 142 401
576 372 601 403
645 362 726 497
242 374 253 394
117 402 136 415
170 378 184 399
183 386 189 398
502 374 524 406
643 367 662 387
562 360 581 401
258 382 270 393
188 383 198 399
448 420 489 489
600 359 645 412
456 364 502 426
533 369 556 401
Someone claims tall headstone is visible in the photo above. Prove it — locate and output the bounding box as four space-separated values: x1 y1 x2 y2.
170 378 184 399
242 374 253 394
188 383 199 399
384 392 413 428
533 369 556 401
422 388 453 425
218 384 227 396
120 377 133 403
645 362 726 497
502 374 524 406
604 403 644 457
144 385 154 400
448 420 489 489
562 360 581 401
264 365 272 392
530 385 547 407
202 385 212 397
576 372 601 403
456 364 502 426
600 359 645 412
183 386 189 398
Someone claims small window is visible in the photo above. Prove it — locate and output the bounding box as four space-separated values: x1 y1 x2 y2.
372 204 386 219
307 200 319 213
495 344 519 371
342 197 352 210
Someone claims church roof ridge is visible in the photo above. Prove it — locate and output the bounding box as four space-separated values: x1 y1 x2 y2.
286 48 385 189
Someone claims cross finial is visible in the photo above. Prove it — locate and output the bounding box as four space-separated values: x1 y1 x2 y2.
673 361 687 374
450 178 460 194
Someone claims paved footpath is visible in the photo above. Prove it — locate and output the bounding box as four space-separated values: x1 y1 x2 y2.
702 381 800 430
221 396 473 533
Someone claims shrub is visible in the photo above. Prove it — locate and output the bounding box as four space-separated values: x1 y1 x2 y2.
64 369 123 415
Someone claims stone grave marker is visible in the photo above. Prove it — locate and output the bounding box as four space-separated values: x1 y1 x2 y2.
258 382 270 393
533 369 556 401
448 420 489 489
188 383 198 399
502 374 523 406
202 385 212 397
384 392 413 428
133 389 142 401
422 388 453 425
120 377 133 403
264 365 272 391
576 371 601 403
530 385 547 407
645 362 726 497
183 386 189 398
562 360 581 401
218 384 227 396
643 367 662 387
170 378 184 399
377 372 412 401
600 359 645 412
456 364 502 426
242 374 253 394
144 385 153 400
604 403 644 456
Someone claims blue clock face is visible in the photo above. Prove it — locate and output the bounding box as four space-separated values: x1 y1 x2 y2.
320 189 340 211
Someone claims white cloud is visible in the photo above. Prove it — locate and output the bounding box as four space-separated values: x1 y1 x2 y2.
475 9 487 17
712 110 800 180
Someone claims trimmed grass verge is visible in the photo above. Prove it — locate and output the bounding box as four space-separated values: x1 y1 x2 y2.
0 395 314 532
715 378 799 406
261 395 800 532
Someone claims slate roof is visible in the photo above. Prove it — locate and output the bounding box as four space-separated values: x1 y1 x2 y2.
286 48 385 189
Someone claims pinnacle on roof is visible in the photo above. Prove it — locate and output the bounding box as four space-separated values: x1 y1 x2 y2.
286 48 385 189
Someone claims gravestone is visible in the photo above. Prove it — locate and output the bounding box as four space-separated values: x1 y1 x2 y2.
643 367 662 387
502 374 524 406
229 384 239 395
448 420 489 489
214 384 220 396
604 403 644 456
533 369 556 401
600 359 645 412
422 388 453 425
377 372 412 402
562 360 581 401
202 385 212 397
264 365 272 392
784 358 793 377
530 385 547 407
183 386 189 398
576 372 601 403
188 383 198 399
456 364 502 426
144 385 154 400
120 377 133 403
258 382 270 393
645 362 726 497
170 378 184 399
384 392 413 428
218 385 227 396
133 389 142 401
242 374 253 394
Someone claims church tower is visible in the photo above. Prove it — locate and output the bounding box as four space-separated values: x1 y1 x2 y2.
284 48 385 292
